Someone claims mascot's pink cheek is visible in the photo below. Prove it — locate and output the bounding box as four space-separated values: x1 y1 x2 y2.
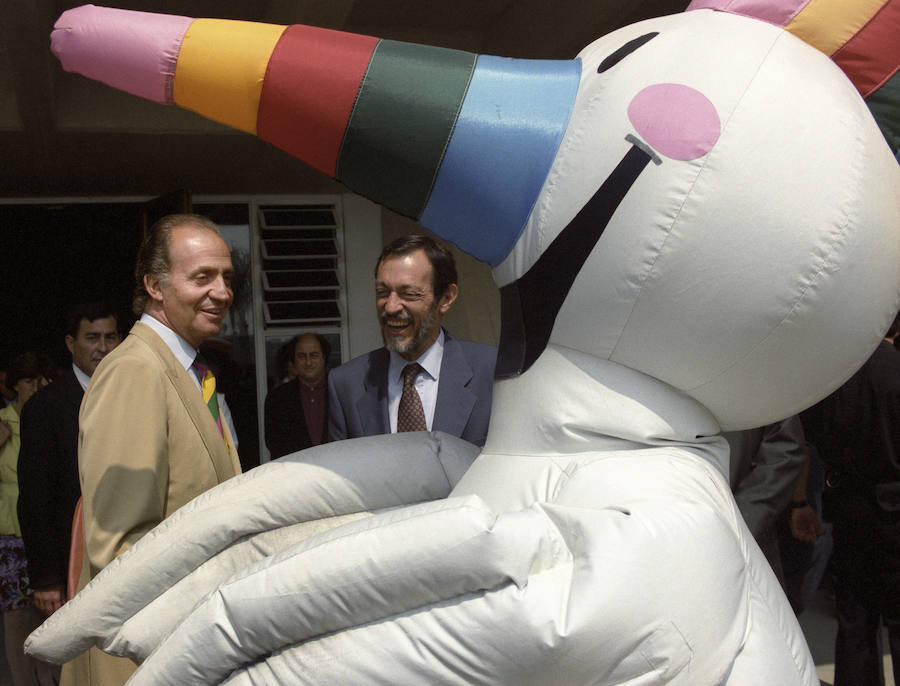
627 83 720 161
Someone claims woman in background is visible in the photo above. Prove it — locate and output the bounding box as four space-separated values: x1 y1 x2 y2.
0 352 50 686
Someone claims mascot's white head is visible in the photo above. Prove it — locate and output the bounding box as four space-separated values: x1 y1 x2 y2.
51 3 900 430
492 9 900 429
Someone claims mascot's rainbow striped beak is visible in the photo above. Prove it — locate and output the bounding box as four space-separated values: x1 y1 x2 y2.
51 4 582 267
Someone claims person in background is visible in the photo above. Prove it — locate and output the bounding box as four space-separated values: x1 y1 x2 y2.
264 333 330 458
328 234 496 446
274 339 298 386
18 303 120 620
0 368 16 408
0 352 50 686
723 415 810 588
802 312 900 686
778 441 829 615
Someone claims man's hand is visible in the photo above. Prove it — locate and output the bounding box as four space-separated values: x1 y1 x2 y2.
0 419 11 447
33 585 66 616
789 504 821 543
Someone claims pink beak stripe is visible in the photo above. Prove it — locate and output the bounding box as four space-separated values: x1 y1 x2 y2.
50 5 193 105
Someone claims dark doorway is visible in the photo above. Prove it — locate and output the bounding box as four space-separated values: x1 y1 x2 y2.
0 200 261 469
0 202 144 371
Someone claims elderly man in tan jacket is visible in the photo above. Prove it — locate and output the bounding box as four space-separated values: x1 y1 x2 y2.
64 214 242 686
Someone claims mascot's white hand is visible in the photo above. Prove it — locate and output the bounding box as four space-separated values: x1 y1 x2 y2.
125 496 567 686
129 475 755 686
25 432 479 664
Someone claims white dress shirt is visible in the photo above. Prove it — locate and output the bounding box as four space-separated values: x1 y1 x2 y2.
73 362 91 392
140 313 199 387
387 329 444 433
139 314 237 448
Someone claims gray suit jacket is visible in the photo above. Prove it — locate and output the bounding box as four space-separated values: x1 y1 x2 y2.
723 414 807 584
327 330 496 446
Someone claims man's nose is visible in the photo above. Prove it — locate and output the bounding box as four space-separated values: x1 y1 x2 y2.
384 292 402 313
211 275 233 301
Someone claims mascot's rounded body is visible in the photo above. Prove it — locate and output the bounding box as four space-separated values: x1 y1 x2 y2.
28 5 900 686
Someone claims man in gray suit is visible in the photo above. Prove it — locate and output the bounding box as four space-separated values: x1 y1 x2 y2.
328 235 496 447
724 415 814 588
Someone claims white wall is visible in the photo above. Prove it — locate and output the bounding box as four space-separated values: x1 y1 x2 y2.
341 193 384 360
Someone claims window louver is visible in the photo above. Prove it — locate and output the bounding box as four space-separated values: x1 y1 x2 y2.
259 205 342 326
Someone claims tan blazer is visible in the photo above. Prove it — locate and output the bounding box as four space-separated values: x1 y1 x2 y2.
78 321 241 575
62 322 242 686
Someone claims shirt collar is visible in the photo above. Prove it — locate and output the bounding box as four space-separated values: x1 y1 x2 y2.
140 313 197 372
72 363 91 391
389 328 445 382
299 375 328 392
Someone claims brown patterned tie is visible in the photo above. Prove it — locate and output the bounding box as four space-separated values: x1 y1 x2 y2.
397 363 427 432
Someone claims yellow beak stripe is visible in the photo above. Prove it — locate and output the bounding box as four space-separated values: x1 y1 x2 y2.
174 19 286 134
785 0 886 56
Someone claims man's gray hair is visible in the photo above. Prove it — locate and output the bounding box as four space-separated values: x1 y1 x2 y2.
132 213 220 315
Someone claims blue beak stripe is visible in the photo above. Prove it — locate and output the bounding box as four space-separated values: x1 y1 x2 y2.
419 55 581 266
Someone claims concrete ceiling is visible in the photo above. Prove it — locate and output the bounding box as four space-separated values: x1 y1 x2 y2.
0 0 687 198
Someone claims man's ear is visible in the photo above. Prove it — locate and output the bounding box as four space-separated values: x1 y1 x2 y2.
438 283 459 314
65 335 75 356
144 273 165 303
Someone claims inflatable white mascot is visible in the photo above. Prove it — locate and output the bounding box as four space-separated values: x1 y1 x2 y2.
28 1 900 685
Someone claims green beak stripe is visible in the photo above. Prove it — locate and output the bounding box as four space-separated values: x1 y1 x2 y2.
337 39 477 219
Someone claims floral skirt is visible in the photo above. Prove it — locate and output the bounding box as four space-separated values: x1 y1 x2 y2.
0 534 32 611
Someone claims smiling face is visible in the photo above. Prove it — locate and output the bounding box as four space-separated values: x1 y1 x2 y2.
145 224 234 349
376 249 458 361
293 334 326 387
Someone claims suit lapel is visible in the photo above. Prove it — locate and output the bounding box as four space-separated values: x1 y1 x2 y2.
131 323 239 480
61 368 85 425
359 349 390 435
433 332 476 437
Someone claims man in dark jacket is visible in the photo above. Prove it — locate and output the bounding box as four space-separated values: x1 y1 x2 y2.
264 332 330 458
17 303 119 616
802 311 900 686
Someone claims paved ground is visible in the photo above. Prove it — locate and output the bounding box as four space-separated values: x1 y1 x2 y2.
0 589 892 685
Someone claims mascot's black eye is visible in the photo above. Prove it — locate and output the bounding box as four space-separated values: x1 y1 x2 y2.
597 32 658 73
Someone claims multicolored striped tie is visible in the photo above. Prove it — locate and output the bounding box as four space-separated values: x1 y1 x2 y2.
397 363 427 432
192 356 224 437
